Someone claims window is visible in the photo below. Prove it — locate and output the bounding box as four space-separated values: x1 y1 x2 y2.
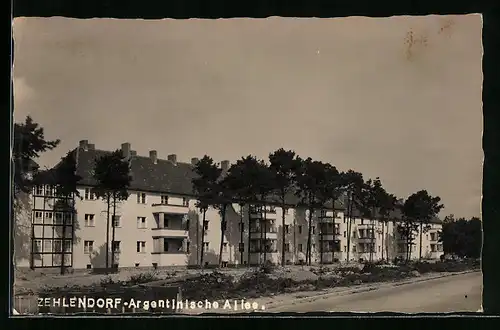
137 192 146 204
378 246 381 252
186 241 190 252
284 243 290 252
312 226 316 234
203 242 209 249
112 241 121 253
84 241 94 254
352 245 357 252
352 231 357 238
64 213 73 225
84 214 95 227
284 208 289 215
431 244 436 252
53 240 62 252
84 188 96 200
34 211 43 223
223 242 228 252
203 221 209 231
298 244 303 252
33 239 42 251
343 231 346 238
35 186 44 195
163 216 170 228
163 240 169 252
182 198 189 207
285 225 289 234
344 245 347 252
112 215 121 228
44 212 53 224
298 226 302 234
63 240 72 252
46 186 53 196
137 241 146 253
137 217 147 229
161 195 169 205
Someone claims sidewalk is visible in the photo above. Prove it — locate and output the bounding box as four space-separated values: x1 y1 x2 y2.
181 270 479 314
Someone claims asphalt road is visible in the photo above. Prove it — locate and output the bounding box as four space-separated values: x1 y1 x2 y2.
269 272 482 313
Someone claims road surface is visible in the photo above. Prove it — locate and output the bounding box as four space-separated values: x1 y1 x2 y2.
268 272 482 313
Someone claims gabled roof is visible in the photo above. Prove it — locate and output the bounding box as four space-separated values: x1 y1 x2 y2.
68 146 345 209
38 143 441 223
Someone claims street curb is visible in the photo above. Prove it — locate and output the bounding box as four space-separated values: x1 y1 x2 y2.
263 270 480 311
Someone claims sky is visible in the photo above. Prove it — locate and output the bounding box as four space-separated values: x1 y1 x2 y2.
12 15 483 218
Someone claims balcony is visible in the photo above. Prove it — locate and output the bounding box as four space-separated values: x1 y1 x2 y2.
151 228 189 238
151 203 189 215
317 210 336 220
249 206 278 220
357 236 376 242
249 226 278 240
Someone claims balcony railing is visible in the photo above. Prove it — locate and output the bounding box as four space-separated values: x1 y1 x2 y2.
249 226 278 234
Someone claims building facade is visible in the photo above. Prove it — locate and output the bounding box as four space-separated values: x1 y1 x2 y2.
17 140 444 270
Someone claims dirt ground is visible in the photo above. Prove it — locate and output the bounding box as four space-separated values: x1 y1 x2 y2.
13 264 363 296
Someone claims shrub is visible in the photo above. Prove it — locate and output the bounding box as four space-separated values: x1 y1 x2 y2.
260 260 275 274
128 272 159 285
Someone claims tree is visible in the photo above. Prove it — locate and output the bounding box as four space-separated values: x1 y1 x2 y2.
268 149 301 266
214 172 234 267
360 178 381 263
13 116 60 196
225 157 259 266
340 170 365 263
295 158 339 265
403 190 444 260
52 151 82 274
439 216 482 258
377 190 397 261
92 150 132 270
192 156 222 267
12 116 60 270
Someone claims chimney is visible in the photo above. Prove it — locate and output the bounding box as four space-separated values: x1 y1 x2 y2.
221 160 230 171
191 157 199 166
79 140 88 150
87 144 95 150
149 150 158 164
130 150 137 156
121 143 131 159
167 154 177 165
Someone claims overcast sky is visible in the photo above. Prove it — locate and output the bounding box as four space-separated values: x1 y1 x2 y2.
12 15 483 218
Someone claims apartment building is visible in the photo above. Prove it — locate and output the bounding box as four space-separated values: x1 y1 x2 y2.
20 140 443 270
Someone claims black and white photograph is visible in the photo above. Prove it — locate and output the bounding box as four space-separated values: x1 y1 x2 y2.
12 15 483 315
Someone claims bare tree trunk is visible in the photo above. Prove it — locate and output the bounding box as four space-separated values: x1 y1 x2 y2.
240 204 244 266
419 221 423 260
218 205 227 267
306 208 313 265
263 205 268 263
247 206 252 266
381 220 385 262
200 209 207 267
105 194 111 271
319 221 323 265
293 210 297 264
196 212 200 266
111 193 117 269
281 202 287 266
346 193 353 263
